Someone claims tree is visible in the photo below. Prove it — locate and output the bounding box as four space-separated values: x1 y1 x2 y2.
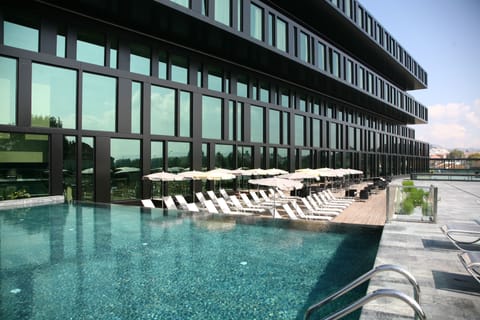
467 153 480 159
447 149 464 159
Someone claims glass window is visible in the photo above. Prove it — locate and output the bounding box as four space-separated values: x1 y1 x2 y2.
208 67 223 92
0 132 49 199
171 55 188 84
202 95 222 139
280 88 289 108
158 51 168 80
237 75 248 98
260 82 269 103
237 0 243 31
269 109 280 144
111 139 140 201
63 136 77 201
110 47 118 69
31 63 77 129
168 141 191 173
329 122 337 149
3 21 39 52
0 56 17 125
214 0 231 26
76 32 105 66
282 112 289 144
346 59 353 84
150 141 164 173
358 66 364 90
238 146 252 169
82 73 116 131
130 44 151 76
131 82 142 134
295 115 304 146
277 148 288 170
298 97 306 112
179 91 191 137
268 14 274 46
250 3 264 41
312 118 320 147
170 0 190 8
299 31 309 63
81 137 94 201
250 105 264 143
276 18 287 52
56 34 66 58
228 101 235 140
331 50 340 78
317 42 326 71
151 85 175 136
215 144 234 169
237 102 243 141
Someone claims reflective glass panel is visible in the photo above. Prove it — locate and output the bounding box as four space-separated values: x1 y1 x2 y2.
168 141 191 173
202 95 222 139
317 42 326 71
299 32 309 62
280 88 289 107
237 102 243 141
171 55 188 84
56 35 66 58
214 0 231 26
179 91 191 137
208 67 223 92
82 72 116 131
131 82 142 134
276 18 287 52
81 137 94 201
228 101 234 140
312 118 320 147
282 112 289 144
0 132 49 199
111 139 140 201
250 105 264 143
277 148 288 170
130 44 151 76
77 32 105 66
170 0 190 8
63 136 77 201
3 21 38 52
269 109 280 144
329 122 337 149
250 3 263 41
32 63 77 129
238 146 252 169
158 51 167 80
295 115 304 146
0 56 17 125
151 141 164 172
331 51 340 77
237 0 243 31
260 83 269 103
110 48 118 68
237 75 248 98
151 85 175 136
215 144 234 169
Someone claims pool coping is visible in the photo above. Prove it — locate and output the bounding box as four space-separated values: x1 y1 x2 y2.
0 195 65 210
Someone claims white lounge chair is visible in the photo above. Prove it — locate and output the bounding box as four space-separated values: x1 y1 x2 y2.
141 199 155 208
281 203 299 220
300 198 339 216
440 223 480 251
185 202 200 212
163 196 178 210
230 195 266 213
324 189 354 203
240 193 272 209
459 251 480 284
174 195 190 210
216 197 250 215
259 190 290 204
219 188 230 201
315 193 349 209
204 200 219 214
307 195 343 213
291 202 332 221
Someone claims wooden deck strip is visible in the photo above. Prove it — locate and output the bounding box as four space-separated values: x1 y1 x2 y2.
331 188 386 226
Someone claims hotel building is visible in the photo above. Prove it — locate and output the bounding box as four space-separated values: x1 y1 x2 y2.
0 0 429 203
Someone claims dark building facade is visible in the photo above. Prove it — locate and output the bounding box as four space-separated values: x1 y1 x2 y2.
0 0 429 203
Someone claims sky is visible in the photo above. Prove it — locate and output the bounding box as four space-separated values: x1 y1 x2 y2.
360 0 480 150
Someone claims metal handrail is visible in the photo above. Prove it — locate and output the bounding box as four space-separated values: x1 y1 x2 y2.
304 264 422 320
320 289 426 320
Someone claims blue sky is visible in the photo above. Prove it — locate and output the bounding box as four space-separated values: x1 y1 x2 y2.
360 0 480 150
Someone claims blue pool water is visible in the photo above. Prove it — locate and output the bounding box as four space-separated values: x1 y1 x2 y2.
0 203 381 319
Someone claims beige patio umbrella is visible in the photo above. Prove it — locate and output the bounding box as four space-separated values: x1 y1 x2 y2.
263 168 289 176
143 171 183 208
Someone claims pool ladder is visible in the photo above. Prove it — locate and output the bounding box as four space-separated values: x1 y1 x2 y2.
304 264 426 320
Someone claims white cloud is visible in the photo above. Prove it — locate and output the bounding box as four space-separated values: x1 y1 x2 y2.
413 99 480 149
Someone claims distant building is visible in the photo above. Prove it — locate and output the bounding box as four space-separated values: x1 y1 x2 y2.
0 0 429 203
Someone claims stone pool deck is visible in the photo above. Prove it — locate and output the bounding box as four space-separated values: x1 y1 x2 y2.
357 180 480 319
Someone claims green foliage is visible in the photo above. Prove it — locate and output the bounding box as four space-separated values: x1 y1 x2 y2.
402 180 414 187
401 198 415 214
467 153 480 159
7 189 31 200
399 180 429 216
447 149 465 159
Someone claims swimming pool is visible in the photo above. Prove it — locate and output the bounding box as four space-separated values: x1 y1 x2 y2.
0 203 381 319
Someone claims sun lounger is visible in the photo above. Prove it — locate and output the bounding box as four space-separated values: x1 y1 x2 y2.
306 195 343 213
219 188 230 201
315 193 349 209
185 202 200 212
281 203 299 220
204 200 219 214
175 195 190 210
269 207 284 219
239 193 272 209
259 190 290 204
141 199 155 208
230 195 266 213
440 223 480 251
195 192 208 206
216 197 250 215
324 189 354 203
458 251 480 284
163 196 178 210
291 202 332 221
271 188 302 200
299 198 338 217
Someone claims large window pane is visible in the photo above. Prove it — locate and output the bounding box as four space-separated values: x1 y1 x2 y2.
179 91 191 137
299 32 309 62
3 21 39 52
202 95 222 139
329 122 337 149
151 141 164 172
158 51 167 80
214 0 231 26
215 144 234 169
277 148 288 170
250 105 264 143
312 118 320 148
250 3 264 41
237 75 248 98
32 63 77 129
276 18 287 52
0 132 49 199
0 56 17 125
56 34 66 58
295 115 304 146
170 0 190 8
82 72 116 131
77 32 105 66
111 139 140 201
130 44 151 76
81 137 94 201
171 55 188 84
317 42 326 71
331 50 340 78
151 85 175 136
238 146 252 169
131 82 142 134
63 136 77 201
208 67 223 92
168 141 191 173
269 109 280 144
